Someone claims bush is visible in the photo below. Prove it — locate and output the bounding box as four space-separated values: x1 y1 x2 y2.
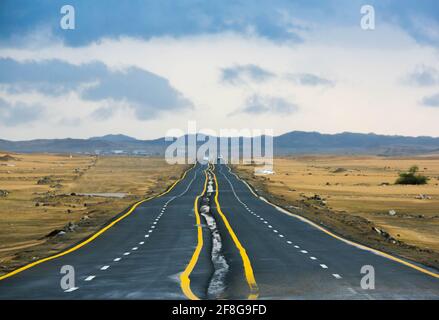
395 165 429 185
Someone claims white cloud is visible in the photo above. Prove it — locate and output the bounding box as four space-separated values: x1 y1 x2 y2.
0 23 439 139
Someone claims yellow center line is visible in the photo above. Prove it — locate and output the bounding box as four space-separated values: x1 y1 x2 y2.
211 168 259 299
180 166 209 300
0 163 196 282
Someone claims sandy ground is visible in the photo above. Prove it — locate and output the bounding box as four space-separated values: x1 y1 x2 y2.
0 153 187 275
235 156 439 270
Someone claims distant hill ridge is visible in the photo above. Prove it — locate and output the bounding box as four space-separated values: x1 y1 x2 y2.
1 131 439 156
88 134 138 142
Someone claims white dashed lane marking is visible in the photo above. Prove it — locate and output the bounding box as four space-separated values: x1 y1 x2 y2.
78 170 202 289
221 166 346 284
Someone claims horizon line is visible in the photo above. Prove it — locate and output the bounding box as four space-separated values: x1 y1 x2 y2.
2 130 439 142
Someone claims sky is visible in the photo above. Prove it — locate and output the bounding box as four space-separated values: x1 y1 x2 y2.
1 0 439 140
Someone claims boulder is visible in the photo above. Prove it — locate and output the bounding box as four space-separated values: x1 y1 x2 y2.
63 222 77 232
37 176 53 185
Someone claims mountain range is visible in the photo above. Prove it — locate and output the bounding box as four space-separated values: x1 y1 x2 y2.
1 131 439 156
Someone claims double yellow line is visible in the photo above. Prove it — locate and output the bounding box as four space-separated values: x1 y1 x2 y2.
0 164 196 282
181 164 259 300
211 167 259 299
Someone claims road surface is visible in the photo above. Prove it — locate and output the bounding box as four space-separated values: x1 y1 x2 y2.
0 162 438 299
0 163 213 299
212 164 439 299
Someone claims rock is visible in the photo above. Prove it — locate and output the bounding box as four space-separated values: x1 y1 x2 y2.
63 222 77 232
415 194 431 200
373 226 393 240
66 209 72 214
45 229 63 237
310 194 323 201
81 215 90 221
35 202 40 207
37 176 53 185
0 190 9 197
0 154 18 161
332 167 347 173
389 210 397 216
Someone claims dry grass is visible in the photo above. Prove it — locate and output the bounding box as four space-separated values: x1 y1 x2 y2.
0 153 186 274
236 156 439 267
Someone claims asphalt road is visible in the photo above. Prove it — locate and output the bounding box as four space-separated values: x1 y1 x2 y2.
0 162 438 299
0 163 213 299
213 163 439 299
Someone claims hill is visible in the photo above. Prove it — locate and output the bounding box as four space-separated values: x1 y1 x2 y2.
1 131 439 156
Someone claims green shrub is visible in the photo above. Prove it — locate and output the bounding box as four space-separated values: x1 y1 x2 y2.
395 165 429 185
